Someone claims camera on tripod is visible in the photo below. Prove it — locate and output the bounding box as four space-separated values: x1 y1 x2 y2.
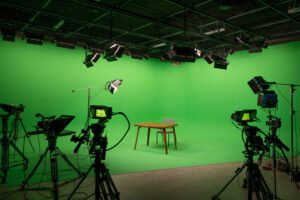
0 104 25 115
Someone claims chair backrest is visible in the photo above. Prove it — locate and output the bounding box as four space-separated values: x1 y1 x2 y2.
163 118 175 124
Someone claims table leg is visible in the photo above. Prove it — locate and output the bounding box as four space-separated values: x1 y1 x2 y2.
173 127 177 150
134 127 141 150
147 128 151 146
163 128 168 154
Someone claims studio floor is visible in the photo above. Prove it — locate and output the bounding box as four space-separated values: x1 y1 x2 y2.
1 159 300 200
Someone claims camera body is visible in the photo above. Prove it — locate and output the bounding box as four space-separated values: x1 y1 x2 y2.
0 104 25 114
266 118 281 129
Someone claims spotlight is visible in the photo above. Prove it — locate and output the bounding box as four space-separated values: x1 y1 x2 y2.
56 42 75 49
167 46 195 59
104 43 125 62
248 76 270 94
194 48 202 58
249 45 262 53
257 91 278 108
83 52 100 68
213 55 229 70
131 54 143 60
1 29 15 42
204 54 214 64
26 32 43 45
106 79 122 94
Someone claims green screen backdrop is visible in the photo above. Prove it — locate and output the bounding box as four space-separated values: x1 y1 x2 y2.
0 39 299 185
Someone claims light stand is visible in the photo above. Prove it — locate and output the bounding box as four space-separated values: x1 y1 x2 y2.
72 85 105 129
268 82 300 181
72 79 121 128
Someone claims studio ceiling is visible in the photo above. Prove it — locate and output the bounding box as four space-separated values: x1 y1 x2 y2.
0 0 300 61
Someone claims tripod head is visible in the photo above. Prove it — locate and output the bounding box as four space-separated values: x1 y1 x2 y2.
72 118 109 159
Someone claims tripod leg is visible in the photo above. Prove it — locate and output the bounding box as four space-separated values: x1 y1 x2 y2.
101 163 120 200
211 163 247 200
20 119 35 152
50 151 59 200
247 169 254 200
67 165 94 200
21 148 48 189
0 138 9 184
9 140 29 169
56 147 81 176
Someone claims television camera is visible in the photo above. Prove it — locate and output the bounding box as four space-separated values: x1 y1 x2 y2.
68 105 130 200
22 113 80 200
0 103 24 115
212 109 273 200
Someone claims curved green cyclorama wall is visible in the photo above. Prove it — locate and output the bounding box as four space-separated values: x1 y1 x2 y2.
0 39 299 185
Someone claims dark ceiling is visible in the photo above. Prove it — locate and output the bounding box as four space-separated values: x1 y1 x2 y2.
0 0 300 62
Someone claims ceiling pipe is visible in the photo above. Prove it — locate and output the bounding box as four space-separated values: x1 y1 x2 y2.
21 0 52 31
164 0 270 40
258 0 300 25
72 0 240 47
0 1 194 49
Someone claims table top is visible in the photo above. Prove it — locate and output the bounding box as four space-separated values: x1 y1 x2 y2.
134 122 178 129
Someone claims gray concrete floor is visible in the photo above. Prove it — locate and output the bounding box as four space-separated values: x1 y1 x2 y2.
0 160 300 200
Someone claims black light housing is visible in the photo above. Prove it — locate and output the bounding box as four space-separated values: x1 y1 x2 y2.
213 55 229 70
83 52 101 68
104 43 125 62
204 54 214 64
1 28 15 42
248 76 270 94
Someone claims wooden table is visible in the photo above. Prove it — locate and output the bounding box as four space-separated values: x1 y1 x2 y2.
134 122 178 154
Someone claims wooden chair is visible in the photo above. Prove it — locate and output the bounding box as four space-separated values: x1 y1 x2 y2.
156 118 176 146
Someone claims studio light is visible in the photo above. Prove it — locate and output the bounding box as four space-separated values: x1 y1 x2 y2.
1 29 15 42
167 46 195 59
104 43 125 62
248 76 277 108
204 54 214 64
131 54 143 60
194 48 202 58
83 52 100 68
249 45 262 53
106 79 123 94
213 55 229 70
248 76 270 94
166 46 198 63
26 33 43 45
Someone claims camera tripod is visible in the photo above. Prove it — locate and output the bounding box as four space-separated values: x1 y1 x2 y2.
212 149 273 200
0 114 29 184
68 120 120 200
21 115 81 200
212 123 273 200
